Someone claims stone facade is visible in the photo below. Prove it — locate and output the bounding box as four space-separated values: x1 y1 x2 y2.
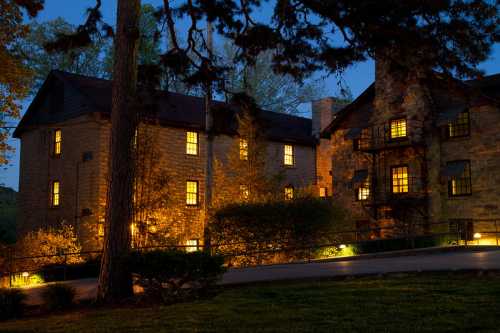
323 62 500 243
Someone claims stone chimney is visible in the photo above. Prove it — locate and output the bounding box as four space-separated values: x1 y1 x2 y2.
311 97 345 138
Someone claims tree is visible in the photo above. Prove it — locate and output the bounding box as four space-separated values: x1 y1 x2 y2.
102 4 161 78
97 0 141 302
222 43 324 115
0 0 44 165
16 18 105 94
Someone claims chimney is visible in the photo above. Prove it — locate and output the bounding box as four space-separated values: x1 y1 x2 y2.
311 97 345 138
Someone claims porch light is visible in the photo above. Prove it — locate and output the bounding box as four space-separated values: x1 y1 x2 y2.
473 233 482 239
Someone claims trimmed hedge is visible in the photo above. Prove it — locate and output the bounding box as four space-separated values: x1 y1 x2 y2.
0 289 26 320
41 284 76 311
41 256 101 282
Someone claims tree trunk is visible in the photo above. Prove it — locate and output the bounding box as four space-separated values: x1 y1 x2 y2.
204 22 214 250
98 0 141 303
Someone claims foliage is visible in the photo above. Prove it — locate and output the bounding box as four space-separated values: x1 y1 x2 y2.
15 17 105 94
0 289 26 320
15 224 83 271
41 256 101 282
127 249 226 304
0 0 43 165
222 43 324 115
0 186 16 244
210 197 348 266
41 283 76 311
102 4 161 79
10 272 44 288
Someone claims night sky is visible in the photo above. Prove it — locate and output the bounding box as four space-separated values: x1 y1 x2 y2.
2 0 499 189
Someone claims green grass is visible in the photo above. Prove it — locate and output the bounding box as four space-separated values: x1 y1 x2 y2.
2 273 500 332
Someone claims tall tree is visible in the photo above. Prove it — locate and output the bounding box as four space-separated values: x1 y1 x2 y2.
0 0 44 165
222 44 324 115
16 18 105 94
97 0 141 302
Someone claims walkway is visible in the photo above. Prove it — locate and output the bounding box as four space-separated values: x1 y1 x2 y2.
20 248 500 305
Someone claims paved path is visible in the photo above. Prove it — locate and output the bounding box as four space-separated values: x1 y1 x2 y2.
19 249 500 305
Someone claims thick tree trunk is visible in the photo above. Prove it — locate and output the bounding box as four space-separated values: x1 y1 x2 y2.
98 0 140 303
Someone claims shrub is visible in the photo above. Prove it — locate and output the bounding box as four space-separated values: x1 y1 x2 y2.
41 283 76 311
0 289 26 320
41 256 101 282
127 250 226 304
209 197 348 265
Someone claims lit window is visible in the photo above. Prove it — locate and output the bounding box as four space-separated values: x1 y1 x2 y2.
284 186 294 200
98 217 105 237
51 181 60 207
239 138 248 160
186 131 198 155
356 180 370 201
54 129 62 156
391 166 409 193
284 144 294 166
186 181 198 205
390 119 407 139
319 187 328 197
240 184 249 201
186 239 199 252
448 111 470 138
448 161 472 196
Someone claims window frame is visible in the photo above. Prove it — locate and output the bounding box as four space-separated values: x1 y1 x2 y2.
447 110 470 139
51 180 61 208
389 118 408 141
186 239 200 252
447 160 472 197
319 187 328 198
186 131 199 156
239 138 248 161
391 165 409 194
53 129 62 157
240 184 250 201
284 185 294 200
186 180 199 206
283 144 295 167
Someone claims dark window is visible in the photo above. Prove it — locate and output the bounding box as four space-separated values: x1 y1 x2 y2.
448 111 470 138
447 161 472 197
449 219 473 241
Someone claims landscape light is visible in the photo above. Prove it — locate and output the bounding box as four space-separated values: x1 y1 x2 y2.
474 233 482 239
22 272 29 278
339 244 347 249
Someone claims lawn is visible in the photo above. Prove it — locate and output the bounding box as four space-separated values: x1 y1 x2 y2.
2 272 500 332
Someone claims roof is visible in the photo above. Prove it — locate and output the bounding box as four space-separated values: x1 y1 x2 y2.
321 73 500 137
14 70 315 146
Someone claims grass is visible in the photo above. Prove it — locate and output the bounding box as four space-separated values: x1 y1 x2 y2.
2 272 500 332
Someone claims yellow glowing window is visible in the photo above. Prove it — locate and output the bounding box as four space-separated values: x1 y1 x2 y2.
240 184 249 201
239 138 248 160
186 239 199 252
186 181 198 205
186 131 198 155
391 166 409 193
357 180 370 201
98 219 105 237
284 144 294 166
51 181 60 207
390 119 407 139
54 129 62 156
319 187 327 197
284 186 294 200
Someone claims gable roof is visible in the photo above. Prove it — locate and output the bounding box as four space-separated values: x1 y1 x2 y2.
321 73 500 137
14 70 315 146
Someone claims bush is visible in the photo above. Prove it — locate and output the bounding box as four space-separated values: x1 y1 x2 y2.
127 250 226 304
41 284 76 311
0 289 26 320
210 197 348 265
41 256 101 282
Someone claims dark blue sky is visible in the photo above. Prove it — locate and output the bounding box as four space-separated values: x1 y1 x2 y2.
1 0 499 189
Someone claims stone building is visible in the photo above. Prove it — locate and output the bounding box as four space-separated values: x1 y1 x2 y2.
320 60 500 244
14 71 327 251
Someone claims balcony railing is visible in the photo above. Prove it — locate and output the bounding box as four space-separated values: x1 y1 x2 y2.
358 176 427 205
356 125 424 152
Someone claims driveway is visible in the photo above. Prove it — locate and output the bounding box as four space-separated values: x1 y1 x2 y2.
19 249 500 305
